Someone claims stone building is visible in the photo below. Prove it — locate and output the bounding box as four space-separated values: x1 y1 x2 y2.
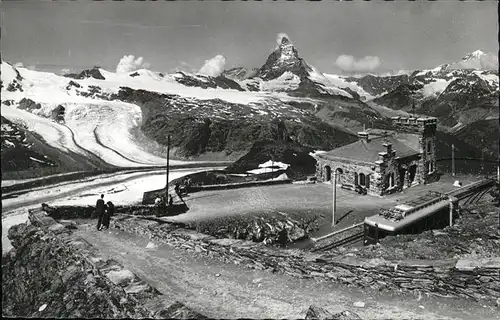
313 116 438 196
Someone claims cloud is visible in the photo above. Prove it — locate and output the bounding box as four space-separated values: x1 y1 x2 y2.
116 54 150 73
61 68 71 75
198 55 226 77
276 33 292 45
334 55 381 73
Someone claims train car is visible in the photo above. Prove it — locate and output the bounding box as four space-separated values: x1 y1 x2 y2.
363 193 458 245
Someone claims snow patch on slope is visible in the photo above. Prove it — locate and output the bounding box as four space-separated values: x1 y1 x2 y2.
95 68 263 105
260 71 301 91
421 78 454 97
323 73 373 99
308 67 352 98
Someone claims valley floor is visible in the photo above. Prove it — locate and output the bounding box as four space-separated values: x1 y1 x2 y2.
70 220 498 319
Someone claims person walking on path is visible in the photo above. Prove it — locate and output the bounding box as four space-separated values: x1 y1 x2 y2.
96 194 106 230
102 201 114 230
154 195 163 217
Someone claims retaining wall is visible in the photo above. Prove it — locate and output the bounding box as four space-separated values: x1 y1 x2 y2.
42 205 157 220
113 215 500 306
142 179 292 204
2 209 207 318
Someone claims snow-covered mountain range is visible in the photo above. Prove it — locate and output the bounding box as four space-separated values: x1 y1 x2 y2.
1 35 498 178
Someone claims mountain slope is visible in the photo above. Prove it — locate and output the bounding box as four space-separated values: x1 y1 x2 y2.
1 60 363 172
111 87 359 159
2 43 496 178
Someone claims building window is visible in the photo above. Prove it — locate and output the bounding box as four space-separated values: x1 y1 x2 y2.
390 172 395 187
427 141 432 154
325 166 332 181
359 173 366 186
429 161 433 173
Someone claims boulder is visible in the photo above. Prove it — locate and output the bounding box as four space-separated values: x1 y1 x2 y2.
154 301 207 319
305 305 361 320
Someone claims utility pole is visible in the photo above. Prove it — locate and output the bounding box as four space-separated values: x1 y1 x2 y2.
451 144 455 177
165 135 170 201
332 171 337 228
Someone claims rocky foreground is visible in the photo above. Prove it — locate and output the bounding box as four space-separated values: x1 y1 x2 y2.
1 210 206 318
2 209 367 319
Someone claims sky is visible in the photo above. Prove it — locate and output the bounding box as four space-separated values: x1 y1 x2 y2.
1 1 498 75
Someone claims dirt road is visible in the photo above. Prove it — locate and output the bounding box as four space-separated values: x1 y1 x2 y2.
74 222 499 319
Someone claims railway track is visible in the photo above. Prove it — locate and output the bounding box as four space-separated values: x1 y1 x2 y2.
311 222 364 252
312 231 364 252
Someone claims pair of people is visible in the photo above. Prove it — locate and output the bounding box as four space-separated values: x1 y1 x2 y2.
96 194 115 231
154 194 174 217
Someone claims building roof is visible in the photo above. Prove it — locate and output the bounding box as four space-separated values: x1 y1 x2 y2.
318 134 420 163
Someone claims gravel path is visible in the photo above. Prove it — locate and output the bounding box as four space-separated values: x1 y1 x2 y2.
73 222 499 319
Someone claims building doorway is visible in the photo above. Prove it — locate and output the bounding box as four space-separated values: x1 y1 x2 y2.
409 165 417 183
325 165 332 182
399 168 406 187
389 172 395 188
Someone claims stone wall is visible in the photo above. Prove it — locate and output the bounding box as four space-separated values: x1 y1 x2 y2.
2 212 152 318
315 157 376 194
391 116 438 184
142 179 292 205
113 215 500 306
2 209 208 318
42 204 157 220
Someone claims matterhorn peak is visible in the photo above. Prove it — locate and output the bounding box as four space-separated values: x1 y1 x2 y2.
255 33 309 81
276 33 292 47
280 35 291 46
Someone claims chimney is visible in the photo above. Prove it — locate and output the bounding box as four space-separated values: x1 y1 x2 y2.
383 142 395 157
383 143 392 153
358 131 370 142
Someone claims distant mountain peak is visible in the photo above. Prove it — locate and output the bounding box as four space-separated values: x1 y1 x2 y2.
64 66 105 80
448 50 498 71
462 50 485 61
256 35 309 81
280 35 291 46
